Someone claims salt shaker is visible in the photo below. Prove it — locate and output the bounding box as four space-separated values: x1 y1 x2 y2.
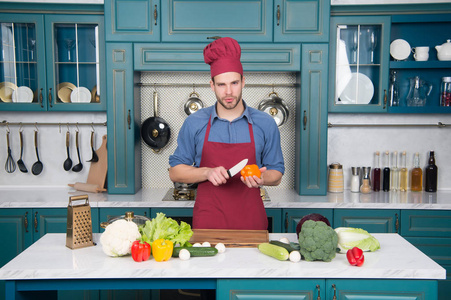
351 167 360 193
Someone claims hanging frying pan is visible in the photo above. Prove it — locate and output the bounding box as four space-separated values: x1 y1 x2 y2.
141 91 171 152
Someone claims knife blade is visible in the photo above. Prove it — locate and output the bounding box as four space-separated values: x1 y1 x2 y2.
227 158 248 177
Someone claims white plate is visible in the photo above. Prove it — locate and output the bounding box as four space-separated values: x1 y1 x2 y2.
339 73 374 105
70 87 91 103
12 86 33 103
390 39 411 61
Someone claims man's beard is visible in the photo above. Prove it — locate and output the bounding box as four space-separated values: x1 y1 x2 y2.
216 91 242 110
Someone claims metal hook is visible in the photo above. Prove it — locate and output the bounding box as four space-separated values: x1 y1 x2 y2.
192 83 196 93
67 123 70 133
19 122 23 132
91 122 95 132
5 122 10 133
34 122 38 132
75 122 79 132
59 123 61 134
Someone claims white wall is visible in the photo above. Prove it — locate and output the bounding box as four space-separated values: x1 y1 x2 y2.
327 113 451 190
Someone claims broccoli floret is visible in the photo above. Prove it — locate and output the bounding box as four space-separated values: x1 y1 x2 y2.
298 220 338 262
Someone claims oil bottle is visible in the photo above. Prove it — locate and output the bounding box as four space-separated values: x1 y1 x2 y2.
425 151 438 192
390 151 399 191
372 151 381 192
411 152 423 192
399 151 408 192
382 151 390 192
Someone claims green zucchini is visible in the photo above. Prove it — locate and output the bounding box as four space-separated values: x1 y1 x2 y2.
172 247 218 257
269 240 298 253
258 243 289 261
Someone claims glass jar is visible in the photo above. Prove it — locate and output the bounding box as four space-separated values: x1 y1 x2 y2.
328 163 344 193
440 76 451 107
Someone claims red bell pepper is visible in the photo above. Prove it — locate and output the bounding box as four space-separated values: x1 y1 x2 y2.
131 240 151 262
346 247 364 267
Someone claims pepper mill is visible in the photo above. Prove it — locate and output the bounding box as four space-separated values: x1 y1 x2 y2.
360 167 372 194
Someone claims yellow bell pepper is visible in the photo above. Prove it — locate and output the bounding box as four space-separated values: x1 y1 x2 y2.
152 239 173 262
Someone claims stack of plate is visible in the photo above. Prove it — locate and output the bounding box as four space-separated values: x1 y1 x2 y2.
57 82 92 103
0 82 18 102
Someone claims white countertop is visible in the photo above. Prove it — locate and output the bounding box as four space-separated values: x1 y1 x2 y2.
0 233 445 280
0 187 450 210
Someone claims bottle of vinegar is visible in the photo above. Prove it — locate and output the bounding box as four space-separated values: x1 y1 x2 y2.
372 151 381 191
390 151 399 191
425 151 438 192
411 152 423 192
382 151 390 192
399 151 408 192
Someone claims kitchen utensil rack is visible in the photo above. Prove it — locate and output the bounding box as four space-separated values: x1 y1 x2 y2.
328 122 450 128
1 121 107 128
137 83 299 88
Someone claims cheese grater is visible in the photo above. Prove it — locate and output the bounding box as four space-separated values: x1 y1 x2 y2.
66 195 94 249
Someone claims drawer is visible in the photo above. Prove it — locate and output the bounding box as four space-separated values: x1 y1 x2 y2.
401 210 451 237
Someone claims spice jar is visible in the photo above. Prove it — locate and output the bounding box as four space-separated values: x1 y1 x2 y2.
360 167 372 194
440 77 451 106
350 167 360 193
328 163 344 193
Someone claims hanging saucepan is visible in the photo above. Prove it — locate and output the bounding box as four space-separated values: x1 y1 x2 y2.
257 91 289 127
141 91 171 152
184 91 204 115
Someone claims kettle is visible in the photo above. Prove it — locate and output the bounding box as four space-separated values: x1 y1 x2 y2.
435 39 451 61
406 76 432 107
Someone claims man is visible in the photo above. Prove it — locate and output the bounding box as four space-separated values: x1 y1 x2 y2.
169 37 284 230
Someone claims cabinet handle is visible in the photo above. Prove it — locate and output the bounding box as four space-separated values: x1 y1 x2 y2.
34 211 38 233
316 284 321 300
24 212 29 233
277 5 280 26
39 88 43 108
332 284 337 300
284 212 288 233
303 110 307 130
127 109 131 130
395 213 399 233
383 89 387 109
207 36 222 40
48 88 53 108
154 5 158 26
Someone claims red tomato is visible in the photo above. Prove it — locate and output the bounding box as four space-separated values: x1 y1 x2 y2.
131 240 151 262
346 247 364 267
240 164 261 179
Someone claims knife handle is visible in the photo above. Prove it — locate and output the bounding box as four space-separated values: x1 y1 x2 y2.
227 170 232 178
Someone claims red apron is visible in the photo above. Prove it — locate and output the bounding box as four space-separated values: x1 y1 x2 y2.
193 117 268 230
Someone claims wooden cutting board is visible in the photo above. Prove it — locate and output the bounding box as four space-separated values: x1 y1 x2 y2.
189 229 269 248
86 134 108 189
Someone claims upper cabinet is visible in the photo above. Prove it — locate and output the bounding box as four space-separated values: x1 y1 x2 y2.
274 0 330 43
328 16 391 113
0 13 106 111
105 0 329 43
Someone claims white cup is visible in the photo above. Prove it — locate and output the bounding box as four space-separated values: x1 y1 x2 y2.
412 46 429 61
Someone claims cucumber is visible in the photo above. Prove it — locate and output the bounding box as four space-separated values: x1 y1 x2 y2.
258 243 289 261
172 246 218 257
269 240 298 253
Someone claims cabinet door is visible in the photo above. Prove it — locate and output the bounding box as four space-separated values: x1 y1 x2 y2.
329 16 391 113
334 209 400 233
283 208 333 233
161 0 273 42
326 279 438 300
104 0 160 42
106 43 142 194
44 14 106 111
274 0 330 42
0 13 47 111
296 43 328 195
401 210 451 237
217 279 324 300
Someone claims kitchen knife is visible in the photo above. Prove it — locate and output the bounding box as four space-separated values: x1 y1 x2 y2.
227 158 248 177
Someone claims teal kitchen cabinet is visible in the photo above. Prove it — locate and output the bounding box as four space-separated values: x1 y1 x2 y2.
328 16 391 113
217 278 437 300
334 208 400 233
0 208 100 300
104 0 160 42
160 0 273 43
388 14 451 114
283 208 333 233
401 210 451 300
106 43 142 194
274 0 330 43
296 43 329 195
0 13 106 112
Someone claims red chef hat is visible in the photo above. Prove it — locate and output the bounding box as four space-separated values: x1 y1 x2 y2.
203 37 243 78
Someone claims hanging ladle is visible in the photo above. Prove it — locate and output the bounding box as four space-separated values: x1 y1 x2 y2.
72 130 83 172
31 129 43 176
17 127 28 173
63 129 72 171
87 129 98 162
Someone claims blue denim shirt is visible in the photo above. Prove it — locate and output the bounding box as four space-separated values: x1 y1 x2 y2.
169 101 285 174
